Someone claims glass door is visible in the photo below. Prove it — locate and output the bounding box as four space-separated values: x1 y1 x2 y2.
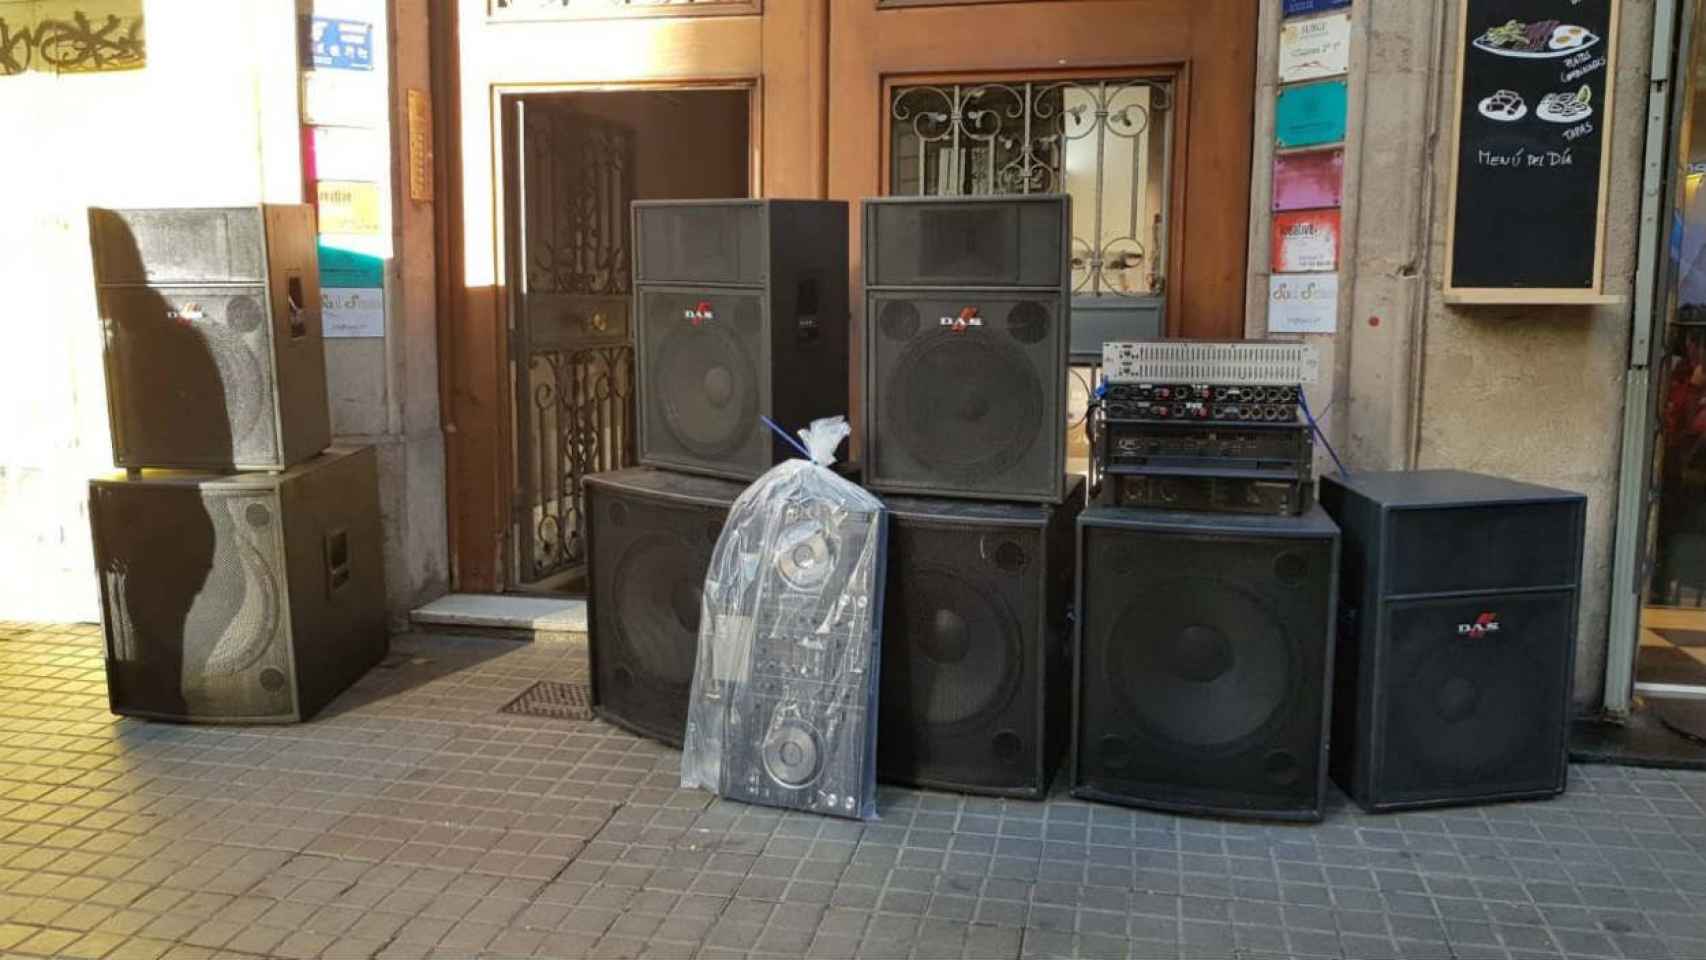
1631 2 1706 701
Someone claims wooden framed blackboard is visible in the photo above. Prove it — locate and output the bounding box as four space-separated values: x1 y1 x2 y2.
1443 0 1621 304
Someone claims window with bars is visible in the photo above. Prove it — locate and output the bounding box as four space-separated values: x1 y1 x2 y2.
888 77 1173 298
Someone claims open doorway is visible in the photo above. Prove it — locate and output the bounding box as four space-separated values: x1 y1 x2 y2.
502 88 751 594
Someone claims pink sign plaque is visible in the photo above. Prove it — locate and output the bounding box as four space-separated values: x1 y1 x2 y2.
1273 148 1345 212
1272 209 1342 273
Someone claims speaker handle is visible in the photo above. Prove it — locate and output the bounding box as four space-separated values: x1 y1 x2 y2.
795 274 821 344
286 274 308 340
324 528 351 593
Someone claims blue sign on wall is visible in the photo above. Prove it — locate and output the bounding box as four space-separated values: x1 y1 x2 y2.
303 16 373 71
1283 0 1351 16
1275 80 1348 149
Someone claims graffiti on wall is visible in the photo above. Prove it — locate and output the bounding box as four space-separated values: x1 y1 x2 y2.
0 0 145 77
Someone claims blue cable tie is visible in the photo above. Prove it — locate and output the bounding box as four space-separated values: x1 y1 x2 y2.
760 415 815 460
1299 389 1349 478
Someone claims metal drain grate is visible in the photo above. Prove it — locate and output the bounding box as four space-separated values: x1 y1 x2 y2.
499 680 594 721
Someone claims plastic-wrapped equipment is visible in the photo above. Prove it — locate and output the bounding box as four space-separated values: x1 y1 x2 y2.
681 417 887 820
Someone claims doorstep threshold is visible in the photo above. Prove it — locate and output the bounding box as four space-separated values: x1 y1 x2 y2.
411 593 588 633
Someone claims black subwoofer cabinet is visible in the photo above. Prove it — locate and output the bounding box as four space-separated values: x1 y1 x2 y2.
1071 505 1340 821
1320 470 1586 812
862 195 1071 504
89 446 386 724
88 205 330 471
584 467 745 746
631 199 849 481
876 477 1085 798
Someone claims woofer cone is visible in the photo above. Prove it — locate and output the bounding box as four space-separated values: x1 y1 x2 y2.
886 329 1044 478
1104 578 1300 755
652 319 756 458
611 531 705 692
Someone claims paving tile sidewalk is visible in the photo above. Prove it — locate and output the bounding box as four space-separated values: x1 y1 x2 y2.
2 621 1705 960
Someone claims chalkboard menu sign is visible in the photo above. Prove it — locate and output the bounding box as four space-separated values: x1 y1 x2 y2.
1444 0 1619 302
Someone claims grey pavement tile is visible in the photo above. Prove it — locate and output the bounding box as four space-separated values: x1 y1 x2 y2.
5 628 1706 960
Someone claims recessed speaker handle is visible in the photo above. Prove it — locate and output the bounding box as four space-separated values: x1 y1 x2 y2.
325 528 351 593
286 274 308 340
796 275 820 343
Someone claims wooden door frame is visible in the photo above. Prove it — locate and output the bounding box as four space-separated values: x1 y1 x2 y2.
438 1 829 593
877 63 1191 334
492 79 759 591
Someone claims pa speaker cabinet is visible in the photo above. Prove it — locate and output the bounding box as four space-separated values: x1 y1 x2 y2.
876 477 1084 799
862 195 1070 503
1072 505 1340 821
89 206 330 471
585 467 744 747
1320 470 1585 813
632 199 849 481
89 446 386 724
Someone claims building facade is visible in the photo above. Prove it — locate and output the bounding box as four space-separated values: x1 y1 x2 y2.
6 0 1702 717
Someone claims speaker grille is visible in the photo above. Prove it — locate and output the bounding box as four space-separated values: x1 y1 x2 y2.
637 288 766 475
1374 593 1574 805
877 494 1081 798
868 294 1063 500
1075 511 1336 819
634 203 763 285
96 485 293 722
588 474 733 746
103 286 281 468
866 198 1065 287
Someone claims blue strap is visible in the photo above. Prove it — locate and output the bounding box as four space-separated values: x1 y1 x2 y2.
760 415 814 460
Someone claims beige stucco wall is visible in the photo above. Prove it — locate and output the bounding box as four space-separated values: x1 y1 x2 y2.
1272 1 1654 711
0 0 303 622
0 0 446 626
1413 3 1650 710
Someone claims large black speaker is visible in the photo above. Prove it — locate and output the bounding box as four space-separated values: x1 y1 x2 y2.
877 478 1084 798
89 206 330 470
1320 470 1586 812
89 447 386 724
632 200 849 481
1072 505 1340 821
585 467 744 746
862 196 1070 503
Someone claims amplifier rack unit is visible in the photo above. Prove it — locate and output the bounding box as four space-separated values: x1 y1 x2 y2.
1095 417 1314 517
1103 383 1301 424
1103 340 1321 386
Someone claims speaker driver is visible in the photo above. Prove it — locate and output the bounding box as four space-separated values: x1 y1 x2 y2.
775 519 835 592
887 331 1044 477
612 533 704 689
653 318 757 457
763 720 825 788
891 566 1022 730
1107 579 1299 753
1392 629 1539 779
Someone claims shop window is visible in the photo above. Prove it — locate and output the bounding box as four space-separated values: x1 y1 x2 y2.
888 77 1173 299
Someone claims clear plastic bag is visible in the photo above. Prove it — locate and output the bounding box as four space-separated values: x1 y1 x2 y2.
680 417 888 820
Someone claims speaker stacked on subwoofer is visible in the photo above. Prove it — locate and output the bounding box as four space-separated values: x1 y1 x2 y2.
86 206 384 724
632 199 849 481
585 467 744 746
862 196 1070 504
1320 470 1586 812
876 477 1084 798
90 206 331 471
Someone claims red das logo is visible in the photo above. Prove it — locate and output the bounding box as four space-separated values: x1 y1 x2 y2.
940 306 982 332
1457 612 1501 639
684 301 715 326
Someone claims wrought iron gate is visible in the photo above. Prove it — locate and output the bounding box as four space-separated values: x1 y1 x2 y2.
506 100 638 588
